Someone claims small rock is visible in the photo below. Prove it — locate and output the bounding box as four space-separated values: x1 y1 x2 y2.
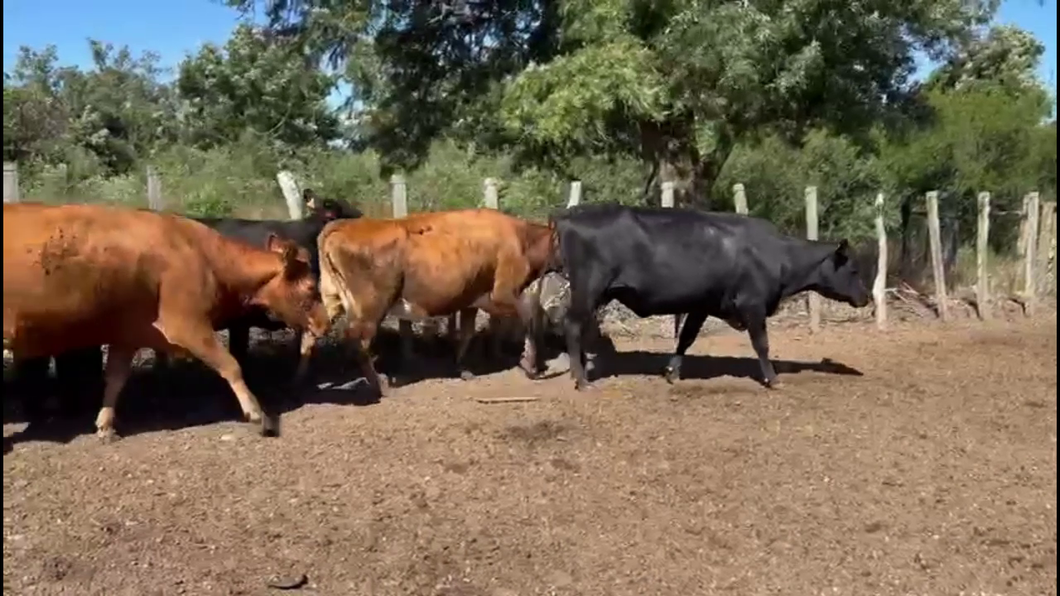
546 570 573 588
219 434 235 442
266 573 308 590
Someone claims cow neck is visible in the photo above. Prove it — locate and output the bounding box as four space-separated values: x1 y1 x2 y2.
778 238 836 301
202 234 284 304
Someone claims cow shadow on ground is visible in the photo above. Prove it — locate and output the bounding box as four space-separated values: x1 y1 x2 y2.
590 350 863 386
3 327 559 452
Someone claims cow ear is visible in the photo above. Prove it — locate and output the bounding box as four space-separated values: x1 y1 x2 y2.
303 188 317 211
833 239 852 264
266 232 282 253
266 233 299 265
266 232 285 254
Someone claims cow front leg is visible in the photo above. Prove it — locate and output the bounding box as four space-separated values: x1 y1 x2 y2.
664 310 708 384
94 346 135 442
293 330 316 384
745 316 780 388
158 324 278 437
564 313 593 391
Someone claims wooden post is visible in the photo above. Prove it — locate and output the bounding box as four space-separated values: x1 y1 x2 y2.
925 191 948 321
276 170 304 220
1017 194 1032 261
975 192 991 320
391 175 414 342
660 181 682 338
567 180 582 208
732 183 748 215
146 166 164 210
1047 206 1055 296
1022 191 1041 315
483 178 499 209
481 177 501 343
56 163 68 195
3 162 19 203
1036 201 1056 297
391 174 408 218
873 193 887 330
805 186 821 332
660 181 675 208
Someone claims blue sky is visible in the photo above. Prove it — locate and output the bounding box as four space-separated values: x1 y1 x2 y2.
4 0 1057 108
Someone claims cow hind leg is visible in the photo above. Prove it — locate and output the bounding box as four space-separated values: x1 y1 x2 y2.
745 315 780 388
94 346 135 442
664 311 708 384
563 273 611 391
345 319 387 399
13 356 53 425
227 324 251 365
453 307 478 381
155 323 277 437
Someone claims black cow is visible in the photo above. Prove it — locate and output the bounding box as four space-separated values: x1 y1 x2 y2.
8 189 362 420
541 202 871 390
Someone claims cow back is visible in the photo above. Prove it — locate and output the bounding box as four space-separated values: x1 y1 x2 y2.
4 203 216 357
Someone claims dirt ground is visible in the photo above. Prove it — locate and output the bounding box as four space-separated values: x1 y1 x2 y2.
3 312 1057 596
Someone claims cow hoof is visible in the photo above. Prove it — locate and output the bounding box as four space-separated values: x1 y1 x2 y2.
374 376 391 399
259 414 280 438
518 356 534 372
459 369 475 381
764 379 783 390
574 381 595 392
96 428 120 443
663 366 680 384
518 358 542 379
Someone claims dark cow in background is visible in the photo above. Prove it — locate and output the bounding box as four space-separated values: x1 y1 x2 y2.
4 202 329 440
543 203 871 390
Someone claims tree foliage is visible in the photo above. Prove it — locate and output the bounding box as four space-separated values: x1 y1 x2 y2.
176 24 341 150
228 0 1002 205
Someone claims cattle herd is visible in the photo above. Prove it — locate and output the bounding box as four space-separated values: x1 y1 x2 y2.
3 191 872 443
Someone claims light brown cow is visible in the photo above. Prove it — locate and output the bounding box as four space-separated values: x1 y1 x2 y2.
313 208 553 395
3 202 330 440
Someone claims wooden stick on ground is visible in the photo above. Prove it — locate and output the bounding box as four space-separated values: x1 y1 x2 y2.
475 397 541 404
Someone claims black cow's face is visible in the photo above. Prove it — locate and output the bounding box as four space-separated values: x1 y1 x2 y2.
816 240 871 308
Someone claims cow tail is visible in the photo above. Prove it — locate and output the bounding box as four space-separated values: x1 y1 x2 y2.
317 231 347 323
545 217 563 275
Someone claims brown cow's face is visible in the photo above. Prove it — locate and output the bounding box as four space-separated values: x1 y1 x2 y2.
261 234 330 339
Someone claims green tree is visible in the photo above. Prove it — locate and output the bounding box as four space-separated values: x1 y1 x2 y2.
228 0 998 205
3 41 179 175
176 23 342 150
928 24 1047 94
3 46 77 166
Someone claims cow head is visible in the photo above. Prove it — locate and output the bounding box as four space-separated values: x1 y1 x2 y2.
303 188 319 213
258 233 330 339
303 188 363 222
813 239 871 308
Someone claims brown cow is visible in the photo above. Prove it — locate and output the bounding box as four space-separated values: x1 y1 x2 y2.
312 208 553 395
3 202 330 440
